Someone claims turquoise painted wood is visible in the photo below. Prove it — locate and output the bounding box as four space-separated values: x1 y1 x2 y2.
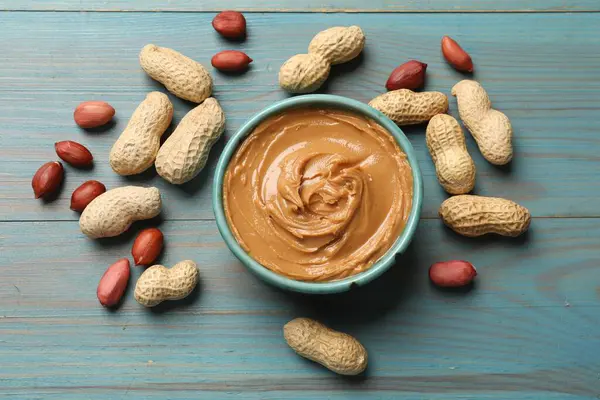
1 220 599 398
0 4 599 400
1 0 598 12
1 12 599 221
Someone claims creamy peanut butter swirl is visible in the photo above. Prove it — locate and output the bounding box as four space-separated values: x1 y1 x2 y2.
223 108 413 282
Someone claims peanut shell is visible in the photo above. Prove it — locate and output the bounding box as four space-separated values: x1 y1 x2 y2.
426 114 476 194
278 53 330 94
283 317 367 376
308 26 365 65
110 92 173 176
369 89 448 126
155 98 225 184
452 80 513 165
134 260 199 307
439 195 531 237
79 186 162 239
140 44 213 103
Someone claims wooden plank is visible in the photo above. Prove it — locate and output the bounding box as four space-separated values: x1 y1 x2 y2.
0 219 599 398
0 0 598 12
1 12 599 221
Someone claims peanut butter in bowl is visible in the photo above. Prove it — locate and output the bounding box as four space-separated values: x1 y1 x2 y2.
222 106 413 283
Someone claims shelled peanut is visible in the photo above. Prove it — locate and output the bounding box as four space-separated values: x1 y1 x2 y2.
70 180 106 212
212 10 247 39
385 60 427 91
441 36 474 73
132 228 164 266
97 258 131 308
74 101 115 129
429 260 477 288
55 141 93 168
32 161 64 199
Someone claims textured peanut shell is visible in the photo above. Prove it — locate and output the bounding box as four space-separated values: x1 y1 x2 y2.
283 318 368 376
452 80 513 165
134 260 199 307
279 53 330 94
80 186 162 239
155 98 225 184
369 89 449 126
140 44 213 103
109 92 173 176
439 195 531 237
426 114 476 194
308 26 365 65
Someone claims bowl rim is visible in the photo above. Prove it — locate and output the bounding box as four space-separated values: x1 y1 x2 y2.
212 94 423 294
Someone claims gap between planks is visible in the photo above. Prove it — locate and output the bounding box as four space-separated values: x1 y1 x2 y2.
1 9 600 13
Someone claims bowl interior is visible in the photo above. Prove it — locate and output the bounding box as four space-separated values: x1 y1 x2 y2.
213 94 423 294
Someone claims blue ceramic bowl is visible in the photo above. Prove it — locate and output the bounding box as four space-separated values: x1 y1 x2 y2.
213 94 423 294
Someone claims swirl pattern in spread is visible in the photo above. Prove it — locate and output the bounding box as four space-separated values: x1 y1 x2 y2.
223 108 413 282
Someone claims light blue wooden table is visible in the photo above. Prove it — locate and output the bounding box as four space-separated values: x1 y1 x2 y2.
1 1 599 399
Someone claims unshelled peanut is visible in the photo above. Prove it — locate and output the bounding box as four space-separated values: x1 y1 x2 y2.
369 89 448 126
439 195 531 237
79 186 162 239
452 80 513 165
155 98 225 184
109 92 173 176
279 53 330 94
134 260 199 307
279 26 365 93
284 317 367 376
426 114 476 194
307 26 365 65
140 44 213 103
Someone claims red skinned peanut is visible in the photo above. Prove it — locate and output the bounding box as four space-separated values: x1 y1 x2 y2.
429 260 477 287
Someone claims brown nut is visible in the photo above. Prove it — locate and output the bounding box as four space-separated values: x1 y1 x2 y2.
70 180 106 212
55 141 93 168
32 161 64 199
97 258 131 308
441 36 474 73
74 101 115 129
212 10 246 39
385 60 427 91
211 50 253 72
132 228 164 265
429 260 477 288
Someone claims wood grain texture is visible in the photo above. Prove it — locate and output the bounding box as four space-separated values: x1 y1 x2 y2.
1 0 599 12
1 12 599 221
1 219 599 399
1 7 600 400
